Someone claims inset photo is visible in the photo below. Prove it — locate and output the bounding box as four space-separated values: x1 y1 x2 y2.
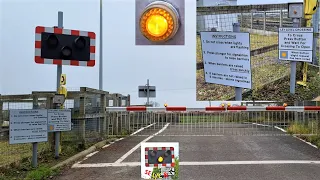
135 0 185 45
196 2 320 102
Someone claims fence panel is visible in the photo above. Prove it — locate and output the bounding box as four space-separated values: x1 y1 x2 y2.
0 88 129 168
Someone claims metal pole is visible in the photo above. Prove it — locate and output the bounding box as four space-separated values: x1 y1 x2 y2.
290 18 300 94
99 0 103 90
32 142 38 167
146 79 150 106
55 11 63 159
312 3 319 65
233 22 242 101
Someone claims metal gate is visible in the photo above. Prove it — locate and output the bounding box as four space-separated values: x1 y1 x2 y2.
106 106 320 137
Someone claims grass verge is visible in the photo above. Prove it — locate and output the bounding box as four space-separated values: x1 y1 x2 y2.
243 65 320 101
0 134 128 180
286 122 320 148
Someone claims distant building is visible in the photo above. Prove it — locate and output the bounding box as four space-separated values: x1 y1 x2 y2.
197 0 238 32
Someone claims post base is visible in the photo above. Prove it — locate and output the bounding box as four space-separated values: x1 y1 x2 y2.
297 81 307 87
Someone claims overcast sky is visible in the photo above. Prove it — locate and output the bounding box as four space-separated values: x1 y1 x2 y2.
0 0 302 107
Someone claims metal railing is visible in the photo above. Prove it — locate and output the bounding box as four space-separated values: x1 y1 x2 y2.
106 106 320 137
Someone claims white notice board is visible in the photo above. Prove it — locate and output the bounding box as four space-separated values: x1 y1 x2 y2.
200 31 252 89
278 27 313 62
48 109 71 132
9 109 48 144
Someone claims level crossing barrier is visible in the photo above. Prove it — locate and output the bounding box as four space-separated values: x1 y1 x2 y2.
106 106 320 137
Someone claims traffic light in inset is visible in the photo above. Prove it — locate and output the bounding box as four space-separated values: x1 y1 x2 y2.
145 147 175 167
34 26 96 67
135 0 185 45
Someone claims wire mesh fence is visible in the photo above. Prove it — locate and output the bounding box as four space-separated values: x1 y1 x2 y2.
0 88 131 169
196 3 319 101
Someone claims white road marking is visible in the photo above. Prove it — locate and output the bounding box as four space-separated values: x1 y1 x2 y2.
293 136 318 149
102 143 112 149
179 160 320 165
252 123 271 127
81 151 100 162
114 123 170 164
274 126 287 132
130 123 156 136
85 151 99 158
74 123 157 165
72 160 320 168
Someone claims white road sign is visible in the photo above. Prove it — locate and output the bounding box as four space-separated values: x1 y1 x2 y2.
200 32 252 89
9 109 48 144
278 27 313 62
48 109 71 132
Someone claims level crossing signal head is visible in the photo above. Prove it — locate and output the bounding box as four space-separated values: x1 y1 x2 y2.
139 1 180 43
164 103 168 107
283 103 288 107
147 149 172 164
34 26 96 67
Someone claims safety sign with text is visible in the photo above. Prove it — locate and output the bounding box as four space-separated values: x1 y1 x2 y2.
200 32 252 89
48 109 71 132
278 27 313 62
9 109 48 144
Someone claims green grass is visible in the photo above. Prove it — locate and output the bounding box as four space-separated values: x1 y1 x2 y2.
25 166 59 180
245 65 320 101
0 141 50 168
0 133 129 180
172 157 179 180
286 122 320 148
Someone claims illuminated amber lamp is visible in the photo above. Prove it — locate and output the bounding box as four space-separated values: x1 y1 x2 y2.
139 1 180 42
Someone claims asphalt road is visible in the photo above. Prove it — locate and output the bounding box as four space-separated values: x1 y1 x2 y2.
53 123 320 180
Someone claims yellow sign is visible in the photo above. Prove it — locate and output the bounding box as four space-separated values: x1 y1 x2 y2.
60 74 66 85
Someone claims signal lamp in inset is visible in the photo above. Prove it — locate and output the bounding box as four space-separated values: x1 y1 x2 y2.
139 1 180 42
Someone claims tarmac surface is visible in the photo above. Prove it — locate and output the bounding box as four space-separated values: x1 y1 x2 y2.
53 123 320 180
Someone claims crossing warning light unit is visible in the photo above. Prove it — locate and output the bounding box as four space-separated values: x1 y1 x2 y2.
139 1 180 42
34 26 96 67
141 142 179 179
145 147 174 167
